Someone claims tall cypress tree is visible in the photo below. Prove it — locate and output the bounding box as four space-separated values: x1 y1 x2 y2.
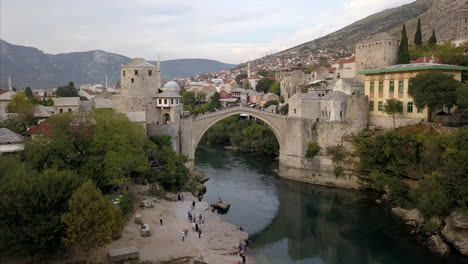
397 24 410 64
428 29 437 46
414 18 423 46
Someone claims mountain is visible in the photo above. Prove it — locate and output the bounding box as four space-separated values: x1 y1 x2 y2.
0 39 236 90
268 0 463 58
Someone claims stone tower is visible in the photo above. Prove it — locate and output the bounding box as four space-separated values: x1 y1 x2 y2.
112 58 160 124
457 3 468 40
355 33 400 82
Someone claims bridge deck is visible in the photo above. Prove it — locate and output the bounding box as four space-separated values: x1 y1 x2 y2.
191 106 287 121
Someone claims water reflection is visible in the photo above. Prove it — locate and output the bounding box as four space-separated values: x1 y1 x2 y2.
195 145 468 264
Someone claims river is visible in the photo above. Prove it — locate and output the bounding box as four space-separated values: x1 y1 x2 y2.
195 145 468 264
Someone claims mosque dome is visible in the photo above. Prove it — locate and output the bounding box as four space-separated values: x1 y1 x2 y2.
163 81 180 92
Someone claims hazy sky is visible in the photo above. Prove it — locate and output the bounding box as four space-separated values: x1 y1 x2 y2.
1 0 415 64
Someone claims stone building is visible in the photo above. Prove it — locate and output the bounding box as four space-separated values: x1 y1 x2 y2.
280 70 308 102
454 4 468 46
288 91 351 123
155 81 182 124
112 58 162 124
360 63 468 128
53 97 80 114
355 33 400 82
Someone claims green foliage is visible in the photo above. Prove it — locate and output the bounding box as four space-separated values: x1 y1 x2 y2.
327 145 346 163
0 164 84 255
202 116 279 156
410 174 452 218
256 78 274 93
370 172 411 208
383 98 403 129
414 19 422 46
181 91 197 106
263 100 279 109
56 82 78 97
257 69 272 77
397 24 410 64
7 92 35 113
24 87 33 98
150 135 172 147
457 83 468 109
428 29 437 46
62 180 125 254
235 73 247 85
408 43 466 66
280 103 289 114
117 193 134 217
242 80 252 89
270 81 281 96
409 72 460 115
305 142 320 158
208 92 221 110
422 218 441 234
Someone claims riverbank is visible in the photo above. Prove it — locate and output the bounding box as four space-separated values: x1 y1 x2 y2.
73 192 250 263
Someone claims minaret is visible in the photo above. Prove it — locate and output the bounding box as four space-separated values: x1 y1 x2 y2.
157 54 161 91
247 59 251 78
8 75 12 91
105 75 108 89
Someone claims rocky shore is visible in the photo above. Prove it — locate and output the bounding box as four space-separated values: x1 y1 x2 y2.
389 204 468 257
87 192 250 264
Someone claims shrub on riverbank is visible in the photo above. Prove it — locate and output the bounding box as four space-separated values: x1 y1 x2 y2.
355 127 468 218
305 142 320 158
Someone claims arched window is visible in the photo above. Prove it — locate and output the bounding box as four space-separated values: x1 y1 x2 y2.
123 71 126 77
59 108 63 113
131 78 134 83
68 108 72 112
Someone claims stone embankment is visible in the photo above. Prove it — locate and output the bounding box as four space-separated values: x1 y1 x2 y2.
390 206 468 256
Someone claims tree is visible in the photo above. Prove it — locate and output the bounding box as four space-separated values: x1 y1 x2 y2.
0 164 84 255
457 83 468 109
2 93 38 133
409 72 460 121
428 29 437 46
397 24 410 64
306 142 320 158
280 103 289 114
270 81 280 95
24 87 33 98
255 78 274 93
264 100 279 109
209 92 221 110
62 180 124 256
56 82 78 97
6 92 35 113
235 73 248 85
383 98 403 129
242 80 252 89
414 19 422 46
181 91 196 106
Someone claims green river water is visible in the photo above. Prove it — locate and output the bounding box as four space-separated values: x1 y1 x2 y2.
195 145 468 264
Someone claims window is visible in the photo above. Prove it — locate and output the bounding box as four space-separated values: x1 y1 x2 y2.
68 108 72 112
407 102 413 113
389 81 395 92
378 101 383 111
398 81 404 93
171 99 174 104
369 101 374 111
148 70 152 76
158 99 162 104
417 107 424 113
123 70 126 77
131 78 134 83
378 82 384 93
370 82 375 93
164 99 167 104
59 108 63 113
134 70 139 76
294 109 296 114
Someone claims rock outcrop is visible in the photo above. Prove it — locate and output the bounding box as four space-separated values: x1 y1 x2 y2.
212 200 231 211
442 211 468 256
391 208 425 227
426 235 450 256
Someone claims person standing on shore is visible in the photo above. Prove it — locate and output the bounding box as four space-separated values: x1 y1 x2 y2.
182 231 185 241
199 214 203 224
159 214 163 226
187 211 192 221
195 223 199 232
192 200 196 211
181 194 185 203
198 227 202 239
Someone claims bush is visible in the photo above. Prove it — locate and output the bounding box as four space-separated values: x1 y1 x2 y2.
263 100 279 109
410 175 453 218
306 142 320 158
327 145 346 163
422 218 441 234
118 193 134 217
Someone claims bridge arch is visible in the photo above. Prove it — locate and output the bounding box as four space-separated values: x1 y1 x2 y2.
182 106 288 162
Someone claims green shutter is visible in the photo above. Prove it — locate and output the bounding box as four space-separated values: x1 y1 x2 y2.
369 101 374 111
379 82 384 93
370 82 375 93
378 101 383 111
407 102 413 113
398 81 404 93
389 81 394 92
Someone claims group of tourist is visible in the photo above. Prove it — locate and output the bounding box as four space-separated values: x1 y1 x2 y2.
181 199 203 241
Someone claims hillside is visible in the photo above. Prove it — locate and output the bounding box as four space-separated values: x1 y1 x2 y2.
267 0 465 61
0 39 236 90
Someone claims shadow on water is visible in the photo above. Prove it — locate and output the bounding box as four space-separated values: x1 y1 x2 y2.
195 145 468 264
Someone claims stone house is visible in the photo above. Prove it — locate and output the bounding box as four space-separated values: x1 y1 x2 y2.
53 97 81 114
360 63 468 128
0 90 16 111
288 91 350 123
280 70 308 102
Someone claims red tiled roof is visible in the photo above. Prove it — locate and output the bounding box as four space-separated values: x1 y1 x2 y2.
25 120 53 136
342 57 356 64
328 67 336 73
266 76 276 81
0 90 7 95
410 56 441 64
81 88 97 95
219 90 232 99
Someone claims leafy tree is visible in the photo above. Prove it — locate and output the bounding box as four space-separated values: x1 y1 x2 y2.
56 82 78 97
208 92 221 110
270 81 280 95
1 93 38 133
383 98 403 129
24 87 33 98
181 91 196 106
196 92 207 104
410 174 452 218
409 72 460 121
457 83 468 109
0 165 84 255
428 29 437 46
264 100 279 109
256 78 274 93
7 92 35 113
414 19 422 46
257 69 272 77
242 80 252 89
397 24 410 64
306 142 320 158
280 103 289 114
235 73 248 85
62 180 124 255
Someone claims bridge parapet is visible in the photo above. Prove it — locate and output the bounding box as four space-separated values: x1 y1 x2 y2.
192 106 287 121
